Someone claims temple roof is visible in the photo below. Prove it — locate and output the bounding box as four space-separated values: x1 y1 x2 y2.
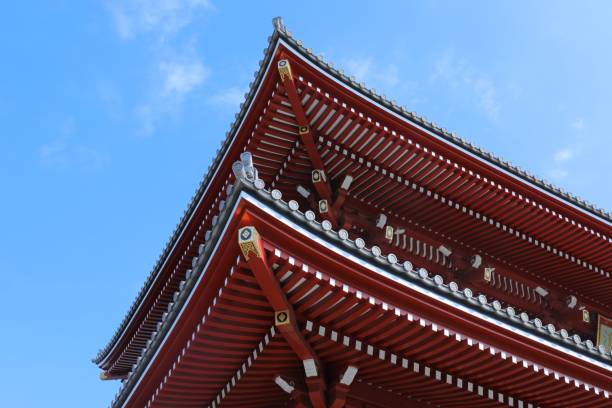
94 17 611 370
107 175 612 408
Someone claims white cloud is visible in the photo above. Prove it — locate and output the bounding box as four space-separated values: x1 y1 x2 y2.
549 168 569 180
473 78 498 120
430 53 500 121
570 118 584 130
107 0 214 41
549 147 577 180
343 57 400 91
208 87 246 108
547 120 588 180
39 119 110 169
344 57 373 82
554 148 574 163
39 141 110 169
160 61 208 96
105 1 214 136
135 57 209 136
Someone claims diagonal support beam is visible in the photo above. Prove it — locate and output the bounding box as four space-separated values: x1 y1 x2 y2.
278 58 337 228
331 174 353 215
329 366 359 408
275 375 312 408
277 59 325 171
239 226 327 408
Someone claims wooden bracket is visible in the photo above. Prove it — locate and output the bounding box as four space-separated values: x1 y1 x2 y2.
240 225 326 407
329 365 359 408
275 375 311 408
278 59 338 228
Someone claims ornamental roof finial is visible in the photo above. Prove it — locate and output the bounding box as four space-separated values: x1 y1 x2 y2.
272 16 285 33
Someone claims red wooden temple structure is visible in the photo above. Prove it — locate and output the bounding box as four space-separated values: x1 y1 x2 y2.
95 18 612 408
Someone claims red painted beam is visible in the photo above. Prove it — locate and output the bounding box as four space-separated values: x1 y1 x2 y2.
275 375 312 408
277 59 325 171
238 225 327 408
331 174 353 215
329 365 358 408
329 384 351 408
277 58 338 229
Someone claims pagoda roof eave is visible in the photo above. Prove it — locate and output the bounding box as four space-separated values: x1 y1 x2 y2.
95 16 611 369
92 21 286 367
269 18 610 225
110 176 611 408
236 181 612 370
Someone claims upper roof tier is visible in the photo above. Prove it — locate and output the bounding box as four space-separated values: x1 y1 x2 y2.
95 17 611 376
268 17 610 223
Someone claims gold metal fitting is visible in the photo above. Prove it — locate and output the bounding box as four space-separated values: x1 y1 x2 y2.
582 309 590 323
275 310 290 326
318 199 329 213
385 226 394 242
238 226 262 260
277 59 293 81
299 125 309 135
99 371 110 381
312 169 326 183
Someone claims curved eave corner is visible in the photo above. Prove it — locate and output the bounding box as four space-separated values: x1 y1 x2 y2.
93 18 286 367
271 17 610 224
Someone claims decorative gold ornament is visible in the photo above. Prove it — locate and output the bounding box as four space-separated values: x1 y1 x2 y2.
582 309 590 323
277 59 293 81
385 226 394 242
299 126 309 135
275 310 290 326
312 169 326 183
238 226 262 260
318 199 329 213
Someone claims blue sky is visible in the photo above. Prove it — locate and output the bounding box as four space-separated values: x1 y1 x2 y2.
1 1 610 406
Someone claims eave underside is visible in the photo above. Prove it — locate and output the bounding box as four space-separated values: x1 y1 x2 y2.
118 235 611 408
248 67 612 308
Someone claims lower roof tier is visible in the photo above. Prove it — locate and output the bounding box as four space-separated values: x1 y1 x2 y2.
107 179 612 408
